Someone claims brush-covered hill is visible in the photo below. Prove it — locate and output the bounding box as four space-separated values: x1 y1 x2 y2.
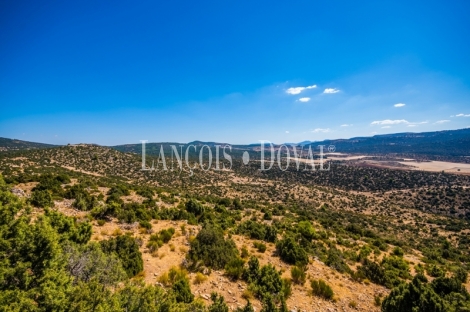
0 137 58 151
1 141 470 311
302 128 470 160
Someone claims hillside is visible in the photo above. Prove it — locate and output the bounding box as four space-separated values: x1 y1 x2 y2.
303 128 470 160
108 129 470 164
0 137 58 152
1 143 470 311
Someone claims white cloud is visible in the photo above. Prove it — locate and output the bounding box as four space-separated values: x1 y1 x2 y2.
434 120 450 124
286 87 305 95
381 126 391 129
323 88 340 94
371 119 409 125
311 128 330 133
371 119 428 126
455 113 470 117
394 103 406 107
340 124 352 127
285 130 289 134
298 97 310 102
286 84 317 95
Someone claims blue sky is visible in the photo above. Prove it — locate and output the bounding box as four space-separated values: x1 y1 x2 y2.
1 0 470 145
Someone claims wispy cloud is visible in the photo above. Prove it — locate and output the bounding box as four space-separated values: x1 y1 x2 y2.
340 124 353 127
285 130 289 134
323 88 340 94
434 120 450 124
371 119 428 126
452 113 470 117
381 126 391 129
286 85 317 95
311 128 330 133
394 103 406 107
298 97 311 102
371 119 409 125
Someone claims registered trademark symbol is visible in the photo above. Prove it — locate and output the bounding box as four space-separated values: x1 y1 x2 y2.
328 145 336 152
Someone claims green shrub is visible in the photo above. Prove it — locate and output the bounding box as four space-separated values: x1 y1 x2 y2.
107 185 130 197
100 235 143 278
254 242 267 253
427 264 445 278
147 240 162 253
298 221 316 240
159 228 175 243
243 256 260 283
374 294 382 306
392 246 404 257
172 278 194 303
225 257 245 280
241 245 249 258
357 259 385 286
236 221 277 243
276 236 308 266
311 279 334 300
454 267 468 283
256 264 283 301
281 277 292 299
46 210 92 244
139 220 152 230
291 265 307 285
208 293 229 312
188 224 239 270
185 199 204 216
325 247 351 274
30 189 54 208
263 211 272 220
382 274 449 312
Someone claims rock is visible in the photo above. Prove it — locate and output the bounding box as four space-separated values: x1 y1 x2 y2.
10 188 25 197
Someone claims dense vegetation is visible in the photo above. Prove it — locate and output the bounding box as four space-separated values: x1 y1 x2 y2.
1 139 470 311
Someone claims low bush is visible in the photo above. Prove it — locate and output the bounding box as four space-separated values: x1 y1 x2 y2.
276 236 308 266
100 235 143 278
225 257 245 280
291 265 307 285
253 242 266 253
311 279 334 300
188 224 239 270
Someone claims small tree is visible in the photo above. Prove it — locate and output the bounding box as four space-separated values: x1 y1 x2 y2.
172 278 194 303
208 293 229 312
30 189 53 208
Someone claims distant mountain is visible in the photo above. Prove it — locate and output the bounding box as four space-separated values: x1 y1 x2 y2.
302 128 470 157
0 137 58 152
3 128 470 158
110 128 470 159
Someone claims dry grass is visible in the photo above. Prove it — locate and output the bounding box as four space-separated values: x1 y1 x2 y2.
193 272 208 285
